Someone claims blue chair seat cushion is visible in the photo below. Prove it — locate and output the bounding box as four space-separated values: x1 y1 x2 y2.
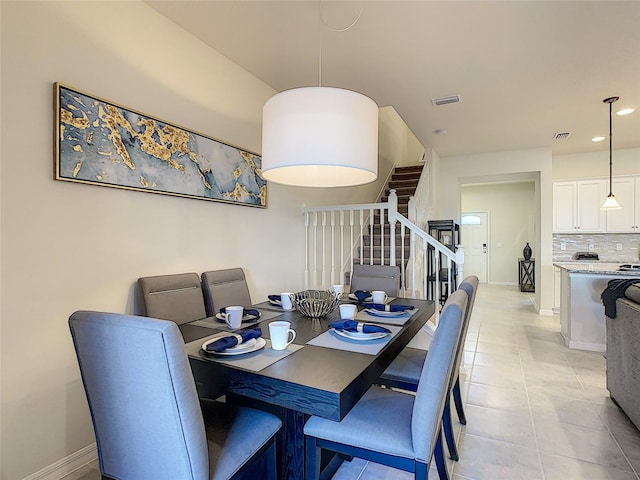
201 400 282 480
380 347 427 385
304 386 415 459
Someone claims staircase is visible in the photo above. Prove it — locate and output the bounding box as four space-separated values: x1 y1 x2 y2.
355 165 423 265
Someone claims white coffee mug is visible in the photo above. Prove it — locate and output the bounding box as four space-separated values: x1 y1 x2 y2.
222 306 244 329
280 292 294 311
331 284 344 297
372 290 389 304
339 304 357 320
269 321 296 350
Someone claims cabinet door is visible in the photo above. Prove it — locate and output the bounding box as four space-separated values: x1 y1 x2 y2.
576 180 606 232
606 177 636 232
553 182 577 232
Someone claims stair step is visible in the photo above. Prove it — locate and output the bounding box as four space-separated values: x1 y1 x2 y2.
391 172 422 182
393 165 424 174
385 187 416 197
388 180 420 191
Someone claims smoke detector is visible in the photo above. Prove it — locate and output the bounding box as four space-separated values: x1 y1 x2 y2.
553 132 571 140
431 95 461 106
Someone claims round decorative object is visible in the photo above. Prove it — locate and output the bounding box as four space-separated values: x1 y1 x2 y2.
291 290 339 319
523 242 532 260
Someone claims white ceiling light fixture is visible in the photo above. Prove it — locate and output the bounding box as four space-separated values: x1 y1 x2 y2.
260 4 378 188
601 96 623 211
616 108 635 116
592 136 606 142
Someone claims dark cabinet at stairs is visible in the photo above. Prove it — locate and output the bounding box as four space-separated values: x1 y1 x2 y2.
427 220 460 305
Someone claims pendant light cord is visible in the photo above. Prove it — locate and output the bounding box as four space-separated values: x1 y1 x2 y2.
609 99 613 196
604 96 619 196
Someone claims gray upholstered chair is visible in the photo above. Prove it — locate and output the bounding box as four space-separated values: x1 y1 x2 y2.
350 264 401 296
201 268 252 317
69 311 281 480
377 275 479 461
304 289 467 480
138 272 207 324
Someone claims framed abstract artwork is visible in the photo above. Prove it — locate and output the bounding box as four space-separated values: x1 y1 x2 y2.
54 83 267 207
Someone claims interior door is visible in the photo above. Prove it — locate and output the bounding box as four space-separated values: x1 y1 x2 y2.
461 212 488 283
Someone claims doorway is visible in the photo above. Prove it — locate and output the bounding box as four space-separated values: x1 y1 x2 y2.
461 212 488 283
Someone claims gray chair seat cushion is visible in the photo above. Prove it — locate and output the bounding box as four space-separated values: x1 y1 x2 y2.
202 401 282 480
380 347 427 384
304 386 415 459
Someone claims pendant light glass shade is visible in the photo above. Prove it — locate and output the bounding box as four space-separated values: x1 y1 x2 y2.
261 87 379 187
601 194 622 210
600 96 622 211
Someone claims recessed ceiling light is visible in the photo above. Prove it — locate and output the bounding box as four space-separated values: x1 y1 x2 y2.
592 136 606 142
616 108 635 116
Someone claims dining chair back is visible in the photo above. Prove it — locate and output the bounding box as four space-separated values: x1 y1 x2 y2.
201 268 252 317
376 276 479 462
304 289 467 480
69 311 281 480
138 272 206 325
412 290 467 472
350 264 401 296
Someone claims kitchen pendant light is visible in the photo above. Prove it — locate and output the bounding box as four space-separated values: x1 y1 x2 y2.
601 96 622 210
260 4 378 188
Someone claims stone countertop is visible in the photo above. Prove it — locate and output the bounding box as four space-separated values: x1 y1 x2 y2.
553 262 640 275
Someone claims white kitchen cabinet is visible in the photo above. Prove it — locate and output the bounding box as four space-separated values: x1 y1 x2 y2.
606 177 640 232
553 179 606 233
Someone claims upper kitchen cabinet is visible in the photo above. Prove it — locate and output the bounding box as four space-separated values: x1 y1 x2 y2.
553 180 606 233
606 177 640 232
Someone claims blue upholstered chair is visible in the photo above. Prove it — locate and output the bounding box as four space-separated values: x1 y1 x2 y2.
303 289 467 480
377 276 479 461
350 264 401 296
69 311 281 480
138 272 207 324
201 268 252 317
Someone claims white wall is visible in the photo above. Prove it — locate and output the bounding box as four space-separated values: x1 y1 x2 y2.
553 147 640 179
462 182 535 284
0 2 388 479
439 148 553 314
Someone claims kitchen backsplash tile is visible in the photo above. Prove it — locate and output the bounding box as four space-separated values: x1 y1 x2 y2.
553 233 640 262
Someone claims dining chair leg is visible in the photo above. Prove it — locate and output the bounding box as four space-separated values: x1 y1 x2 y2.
304 436 321 480
452 376 467 425
442 395 460 461
433 428 450 480
265 440 277 480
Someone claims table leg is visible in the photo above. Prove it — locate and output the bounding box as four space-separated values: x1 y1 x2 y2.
227 393 307 480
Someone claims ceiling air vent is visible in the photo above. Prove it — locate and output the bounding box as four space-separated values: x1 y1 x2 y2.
554 132 571 140
431 95 461 106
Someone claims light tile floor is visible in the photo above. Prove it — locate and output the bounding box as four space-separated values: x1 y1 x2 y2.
63 284 640 480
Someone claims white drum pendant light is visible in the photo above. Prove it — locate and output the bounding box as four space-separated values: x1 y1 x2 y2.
261 86 378 187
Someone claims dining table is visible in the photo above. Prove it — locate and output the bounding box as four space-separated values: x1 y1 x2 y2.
181 295 435 480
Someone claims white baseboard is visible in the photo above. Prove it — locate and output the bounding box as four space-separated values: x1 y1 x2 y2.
538 308 555 316
23 443 97 480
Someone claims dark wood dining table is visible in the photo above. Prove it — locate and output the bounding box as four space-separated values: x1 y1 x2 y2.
182 296 435 480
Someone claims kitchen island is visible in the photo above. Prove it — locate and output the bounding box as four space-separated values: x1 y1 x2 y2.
554 262 640 352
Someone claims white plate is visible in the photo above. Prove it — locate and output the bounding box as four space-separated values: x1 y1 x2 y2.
348 293 373 302
364 308 412 318
215 312 260 323
332 329 389 341
202 337 266 356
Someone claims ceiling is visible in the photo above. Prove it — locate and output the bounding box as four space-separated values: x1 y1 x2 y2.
145 1 640 158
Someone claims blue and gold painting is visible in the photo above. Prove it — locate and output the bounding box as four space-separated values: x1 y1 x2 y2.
55 83 266 207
